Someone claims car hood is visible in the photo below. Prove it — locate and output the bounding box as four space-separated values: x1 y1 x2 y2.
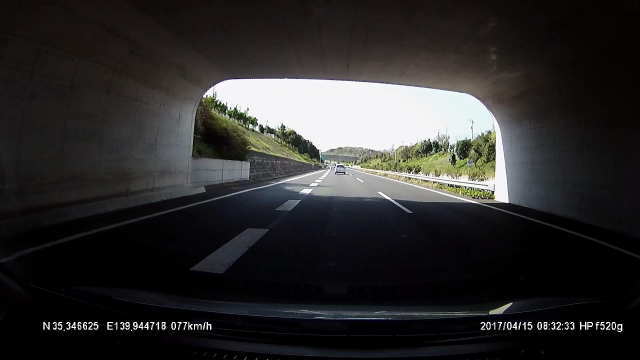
69 286 599 321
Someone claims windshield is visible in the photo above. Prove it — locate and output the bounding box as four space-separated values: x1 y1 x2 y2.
2 2 640 354
3 79 639 310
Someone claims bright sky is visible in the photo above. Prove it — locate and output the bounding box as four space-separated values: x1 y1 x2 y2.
206 79 495 152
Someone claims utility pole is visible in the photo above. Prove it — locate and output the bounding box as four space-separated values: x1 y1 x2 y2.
469 118 474 139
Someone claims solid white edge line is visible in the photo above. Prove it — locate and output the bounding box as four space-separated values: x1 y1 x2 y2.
354 169 640 261
378 192 413 214
489 302 513 315
190 228 269 274
0 169 325 263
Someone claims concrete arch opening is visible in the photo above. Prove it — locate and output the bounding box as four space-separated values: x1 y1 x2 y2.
3 2 640 353
197 78 508 201
1 1 638 240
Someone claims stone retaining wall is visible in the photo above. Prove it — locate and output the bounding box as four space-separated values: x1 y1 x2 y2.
248 151 320 181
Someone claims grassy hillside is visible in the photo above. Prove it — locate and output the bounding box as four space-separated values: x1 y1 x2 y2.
323 146 382 157
238 125 317 163
360 169 494 199
192 102 249 161
358 131 496 181
193 107 317 164
360 152 495 181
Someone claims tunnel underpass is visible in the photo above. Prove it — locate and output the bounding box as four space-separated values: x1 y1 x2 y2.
2 1 638 240
2 2 640 356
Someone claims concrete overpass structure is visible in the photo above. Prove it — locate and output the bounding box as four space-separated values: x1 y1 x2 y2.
1 0 638 238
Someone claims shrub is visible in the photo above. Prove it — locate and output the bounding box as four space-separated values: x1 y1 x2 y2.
449 153 457 166
421 163 432 176
468 167 488 181
450 168 462 179
364 171 494 200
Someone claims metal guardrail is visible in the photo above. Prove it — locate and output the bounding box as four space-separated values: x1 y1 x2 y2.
352 167 495 192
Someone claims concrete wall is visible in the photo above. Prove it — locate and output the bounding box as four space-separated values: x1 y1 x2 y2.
0 184 204 240
248 151 320 182
0 1 213 218
190 158 250 185
1 1 639 238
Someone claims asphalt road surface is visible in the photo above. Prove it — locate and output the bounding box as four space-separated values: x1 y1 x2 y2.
3 168 640 306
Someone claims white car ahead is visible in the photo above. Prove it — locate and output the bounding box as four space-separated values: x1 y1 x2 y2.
334 164 346 175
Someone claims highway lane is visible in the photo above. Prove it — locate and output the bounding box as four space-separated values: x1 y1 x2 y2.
3 167 640 306
348 169 640 301
226 168 429 288
3 170 328 288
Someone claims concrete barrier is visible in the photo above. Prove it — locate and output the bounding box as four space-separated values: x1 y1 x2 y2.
247 151 320 181
1 154 297 240
0 185 205 241
190 158 250 185
1 156 249 239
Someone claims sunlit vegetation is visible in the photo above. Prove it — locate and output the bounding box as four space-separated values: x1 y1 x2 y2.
361 170 494 200
193 100 249 160
197 93 321 161
358 131 496 181
323 147 383 158
193 94 321 163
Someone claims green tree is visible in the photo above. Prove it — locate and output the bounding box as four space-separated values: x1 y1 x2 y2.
397 145 411 161
455 139 472 159
434 133 450 153
449 152 457 166
423 139 433 155
432 140 441 154
277 123 287 140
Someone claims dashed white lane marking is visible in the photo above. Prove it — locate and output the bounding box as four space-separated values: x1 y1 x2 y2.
378 191 413 214
354 169 640 261
275 200 301 211
356 178 364 183
0 170 325 263
190 228 269 274
315 179 322 182
300 188 313 195
309 183 319 187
